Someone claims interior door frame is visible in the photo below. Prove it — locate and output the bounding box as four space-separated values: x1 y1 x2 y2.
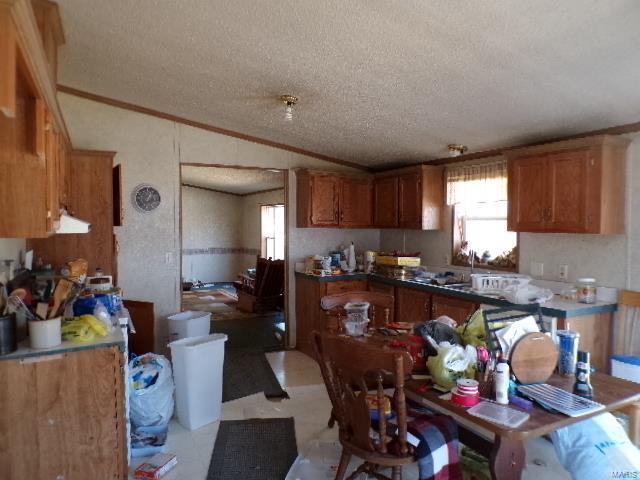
178 163 291 348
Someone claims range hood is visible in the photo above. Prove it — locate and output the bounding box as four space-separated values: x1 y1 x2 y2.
55 210 92 234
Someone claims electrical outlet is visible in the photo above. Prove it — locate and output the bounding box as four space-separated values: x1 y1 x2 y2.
530 262 544 278
444 255 450 265
558 264 569 281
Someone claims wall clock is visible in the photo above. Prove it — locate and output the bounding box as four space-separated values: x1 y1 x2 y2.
132 184 161 213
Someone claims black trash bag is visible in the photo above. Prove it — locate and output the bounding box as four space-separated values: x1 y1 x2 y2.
414 320 462 357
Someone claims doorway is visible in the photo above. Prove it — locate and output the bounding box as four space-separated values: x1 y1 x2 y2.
179 164 288 351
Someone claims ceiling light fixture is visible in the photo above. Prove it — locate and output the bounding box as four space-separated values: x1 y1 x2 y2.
448 144 468 157
280 94 298 121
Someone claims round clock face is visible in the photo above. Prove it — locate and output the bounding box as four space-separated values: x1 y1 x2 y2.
132 184 161 213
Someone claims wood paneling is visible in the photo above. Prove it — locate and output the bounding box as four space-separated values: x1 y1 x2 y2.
339 177 372 227
373 176 398 227
431 294 478 326
0 346 126 479
395 286 430 323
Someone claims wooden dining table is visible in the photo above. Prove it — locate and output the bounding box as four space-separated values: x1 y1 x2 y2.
344 331 640 480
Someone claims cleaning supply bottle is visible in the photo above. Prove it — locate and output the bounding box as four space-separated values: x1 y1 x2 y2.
573 351 593 398
494 353 510 405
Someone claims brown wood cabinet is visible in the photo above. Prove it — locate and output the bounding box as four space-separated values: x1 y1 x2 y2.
295 276 369 357
431 294 478 326
375 165 444 230
0 0 71 238
0 346 127 479
28 150 119 278
373 176 399 227
395 285 430 323
368 279 395 322
339 176 373 227
296 169 372 228
506 135 629 234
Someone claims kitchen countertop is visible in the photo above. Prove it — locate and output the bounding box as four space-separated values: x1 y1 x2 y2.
294 271 617 318
0 327 125 361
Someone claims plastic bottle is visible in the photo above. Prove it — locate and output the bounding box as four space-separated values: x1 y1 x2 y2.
494 354 510 405
573 351 593 398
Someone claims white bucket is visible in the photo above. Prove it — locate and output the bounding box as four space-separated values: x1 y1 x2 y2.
169 333 228 430
28 317 62 349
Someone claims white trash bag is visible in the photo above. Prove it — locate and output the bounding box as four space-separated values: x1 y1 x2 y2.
551 412 640 479
129 353 175 427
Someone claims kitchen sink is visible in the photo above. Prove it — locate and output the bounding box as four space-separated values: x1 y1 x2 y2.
439 283 473 291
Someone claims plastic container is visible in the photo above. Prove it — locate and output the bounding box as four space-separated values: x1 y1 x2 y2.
343 319 369 336
344 301 370 322
169 333 228 430
611 355 640 384
557 330 580 376
28 317 61 349
167 311 211 341
576 278 597 304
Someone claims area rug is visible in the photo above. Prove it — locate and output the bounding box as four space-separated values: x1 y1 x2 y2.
207 417 298 480
222 348 289 402
211 315 284 351
182 288 238 305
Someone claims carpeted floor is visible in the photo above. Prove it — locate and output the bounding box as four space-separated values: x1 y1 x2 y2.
207 417 298 480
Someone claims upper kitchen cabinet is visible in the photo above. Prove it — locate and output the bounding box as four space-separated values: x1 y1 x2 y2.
0 0 71 237
373 176 398 227
375 165 444 230
506 135 629 234
296 169 372 228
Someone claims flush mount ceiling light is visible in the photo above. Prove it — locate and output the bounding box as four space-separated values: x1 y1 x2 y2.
280 94 298 121
448 144 468 157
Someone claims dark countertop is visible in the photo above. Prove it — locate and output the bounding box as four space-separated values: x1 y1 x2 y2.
294 271 617 318
0 328 125 361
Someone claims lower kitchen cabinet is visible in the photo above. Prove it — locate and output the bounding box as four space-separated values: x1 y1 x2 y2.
395 285 430 324
295 275 369 357
0 346 127 479
431 294 479 326
369 280 395 323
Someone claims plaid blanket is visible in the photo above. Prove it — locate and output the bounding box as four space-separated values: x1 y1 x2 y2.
407 408 463 480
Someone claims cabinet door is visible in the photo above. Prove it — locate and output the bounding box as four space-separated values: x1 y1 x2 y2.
373 176 399 227
431 294 478 326
339 177 372 227
507 155 548 232
395 286 430 323
398 173 422 228
310 175 339 226
369 281 395 323
546 148 590 232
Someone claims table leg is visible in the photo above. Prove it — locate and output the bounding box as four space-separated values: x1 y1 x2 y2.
489 436 526 480
623 402 640 447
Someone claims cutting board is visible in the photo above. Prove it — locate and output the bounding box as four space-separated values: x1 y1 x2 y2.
509 332 558 384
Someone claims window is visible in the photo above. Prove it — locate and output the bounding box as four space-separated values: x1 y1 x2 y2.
261 204 285 260
446 160 517 271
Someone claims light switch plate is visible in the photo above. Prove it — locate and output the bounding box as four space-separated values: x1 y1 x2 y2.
530 262 544 278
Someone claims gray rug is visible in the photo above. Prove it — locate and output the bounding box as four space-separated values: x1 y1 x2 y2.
222 348 289 402
207 418 298 480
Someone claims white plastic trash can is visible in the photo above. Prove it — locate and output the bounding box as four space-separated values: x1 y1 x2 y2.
167 310 211 341
169 333 228 430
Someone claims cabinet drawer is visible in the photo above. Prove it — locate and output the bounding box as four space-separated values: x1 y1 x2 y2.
325 280 368 295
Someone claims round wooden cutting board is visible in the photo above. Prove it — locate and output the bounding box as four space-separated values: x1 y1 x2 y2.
509 332 559 384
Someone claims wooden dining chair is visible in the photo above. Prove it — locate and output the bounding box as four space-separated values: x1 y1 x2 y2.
320 291 394 333
313 331 416 480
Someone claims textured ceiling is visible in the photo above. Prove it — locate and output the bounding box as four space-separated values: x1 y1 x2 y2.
57 0 640 167
181 166 284 195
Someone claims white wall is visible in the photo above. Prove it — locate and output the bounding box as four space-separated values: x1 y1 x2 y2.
0 239 25 282
181 186 244 283
380 134 640 290
59 92 381 349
